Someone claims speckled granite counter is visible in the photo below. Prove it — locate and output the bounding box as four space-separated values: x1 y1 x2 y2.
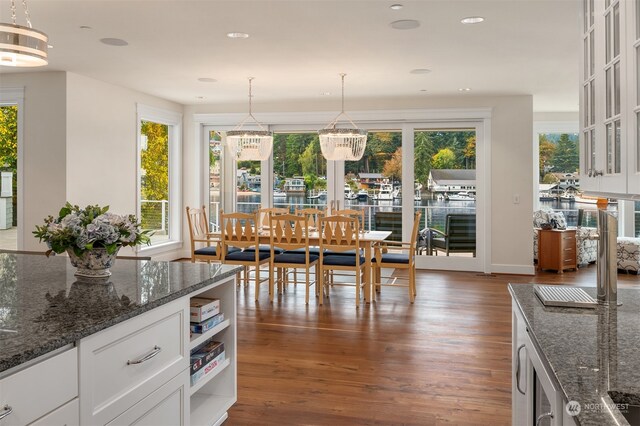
0 253 241 375
509 283 640 426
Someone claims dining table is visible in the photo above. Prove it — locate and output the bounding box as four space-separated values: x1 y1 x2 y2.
218 228 393 303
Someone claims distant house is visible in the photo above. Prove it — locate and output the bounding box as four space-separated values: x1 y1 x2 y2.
358 173 383 189
551 172 580 192
247 174 261 190
284 177 305 192
237 169 249 188
428 169 476 193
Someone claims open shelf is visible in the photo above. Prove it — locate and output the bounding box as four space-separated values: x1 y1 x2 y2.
190 393 233 426
189 319 230 351
189 357 230 396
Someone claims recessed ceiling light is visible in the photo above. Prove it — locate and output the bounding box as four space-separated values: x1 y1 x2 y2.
461 16 485 24
198 78 217 83
196 96 206 100
320 92 331 96
419 89 428 92
227 32 249 39
390 20 420 30
458 88 471 92
410 68 431 74
100 38 128 46
79 25 92 30
390 4 403 10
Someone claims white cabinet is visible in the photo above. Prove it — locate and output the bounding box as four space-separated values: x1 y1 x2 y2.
78 297 189 425
0 347 78 426
580 0 640 197
76 273 237 426
30 399 79 426
511 300 572 426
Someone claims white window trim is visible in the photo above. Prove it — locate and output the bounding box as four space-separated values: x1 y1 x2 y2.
136 104 183 253
0 88 24 250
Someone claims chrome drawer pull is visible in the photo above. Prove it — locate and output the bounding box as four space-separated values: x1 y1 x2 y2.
0 405 13 420
127 346 162 365
516 344 526 395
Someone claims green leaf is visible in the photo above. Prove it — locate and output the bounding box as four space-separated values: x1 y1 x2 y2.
106 243 118 255
58 207 71 218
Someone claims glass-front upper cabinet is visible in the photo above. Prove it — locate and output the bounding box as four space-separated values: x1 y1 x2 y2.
629 0 640 194
580 0 639 195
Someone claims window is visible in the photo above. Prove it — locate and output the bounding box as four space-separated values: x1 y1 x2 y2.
208 131 222 231
344 131 402 235
236 159 262 214
415 129 477 257
137 105 181 249
0 105 18 250
272 133 327 212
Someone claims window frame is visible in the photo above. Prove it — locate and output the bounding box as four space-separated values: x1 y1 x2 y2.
136 104 183 253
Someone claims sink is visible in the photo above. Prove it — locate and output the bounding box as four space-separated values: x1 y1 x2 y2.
608 391 640 425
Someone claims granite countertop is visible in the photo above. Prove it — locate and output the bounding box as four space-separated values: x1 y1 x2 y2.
509 283 640 426
0 253 241 375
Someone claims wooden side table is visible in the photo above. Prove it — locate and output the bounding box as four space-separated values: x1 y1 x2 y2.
537 229 577 273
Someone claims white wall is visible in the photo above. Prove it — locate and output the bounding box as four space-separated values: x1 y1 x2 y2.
0 72 67 251
1 71 184 257
184 94 535 274
64 73 183 258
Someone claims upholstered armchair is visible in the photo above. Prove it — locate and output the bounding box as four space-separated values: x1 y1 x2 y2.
532 209 597 267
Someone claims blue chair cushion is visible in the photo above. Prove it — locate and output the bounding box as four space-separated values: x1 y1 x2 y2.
323 255 366 266
225 251 270 262
374 253 409 264
273 253 319 265
323 249 363 256
244 245 285 255
286 247 324 256
194 246 239 256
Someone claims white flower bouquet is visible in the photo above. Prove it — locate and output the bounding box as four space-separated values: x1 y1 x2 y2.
34 202 152 256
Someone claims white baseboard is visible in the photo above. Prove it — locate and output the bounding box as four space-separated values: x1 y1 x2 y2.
491 264 535 275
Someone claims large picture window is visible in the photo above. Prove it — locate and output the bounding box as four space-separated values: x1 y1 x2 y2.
137 105 182 250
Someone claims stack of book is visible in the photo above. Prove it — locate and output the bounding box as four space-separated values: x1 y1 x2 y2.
190 340 226 386
190 297 224 335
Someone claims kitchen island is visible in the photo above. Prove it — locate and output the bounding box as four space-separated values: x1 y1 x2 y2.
509 283 640 426
0 253 241 425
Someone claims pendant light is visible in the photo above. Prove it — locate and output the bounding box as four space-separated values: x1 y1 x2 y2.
0 0 48 67
227 77 273 161
318 73 367 161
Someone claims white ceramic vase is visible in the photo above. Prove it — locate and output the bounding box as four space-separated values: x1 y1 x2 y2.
66 247 119 278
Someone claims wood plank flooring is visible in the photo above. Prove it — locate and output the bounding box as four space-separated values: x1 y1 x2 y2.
226 265 639 425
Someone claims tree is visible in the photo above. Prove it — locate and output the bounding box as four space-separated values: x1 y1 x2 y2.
140 121 168 201
539 134 556 179
431 148 456 169
463 135 476 169
550 133 579 173
382 148 402 181
542 173 559 184
0 106 17 170
414 132 434 185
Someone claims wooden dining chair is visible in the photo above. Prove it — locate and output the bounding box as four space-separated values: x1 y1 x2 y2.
186 205 224 263
318 216 366 308
372 211 421 303
220 210 271 301
334 208 365 232
269 213 319 304
295 207 326 231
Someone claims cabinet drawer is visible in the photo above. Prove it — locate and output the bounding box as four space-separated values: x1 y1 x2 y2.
0 347 77 426
79 298 188 425
105 372 188 426
30 398 79 426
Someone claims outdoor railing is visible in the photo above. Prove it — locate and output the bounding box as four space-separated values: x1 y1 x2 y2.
141 199 168 235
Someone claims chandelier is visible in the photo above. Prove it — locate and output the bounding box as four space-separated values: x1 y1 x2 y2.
0 0 48 67
227 77 273 161
318 73 367 161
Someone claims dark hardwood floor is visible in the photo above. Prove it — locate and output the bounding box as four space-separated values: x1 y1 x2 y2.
226 265 640 425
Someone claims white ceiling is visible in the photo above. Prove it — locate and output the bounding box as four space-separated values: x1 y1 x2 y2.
1 0 580 112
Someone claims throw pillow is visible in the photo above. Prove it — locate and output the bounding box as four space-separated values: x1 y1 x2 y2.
533 210 550 228
548 212 567 229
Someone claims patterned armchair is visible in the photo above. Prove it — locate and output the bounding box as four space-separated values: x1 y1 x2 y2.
532 209 597 266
